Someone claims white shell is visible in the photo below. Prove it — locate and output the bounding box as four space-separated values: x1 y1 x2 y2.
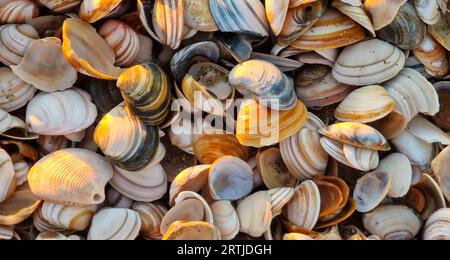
414 0 442 25
237 191 272 237
41 201 98 231
0 67 36 112
0 149 15 203
354 171 391 213
132 202 168 240
0 24 39 66
407 115 450 145
392 130 434 168
211 200 239 240
423 208 450 240
269 187 295 217
376 153 412 198
88 208 142 240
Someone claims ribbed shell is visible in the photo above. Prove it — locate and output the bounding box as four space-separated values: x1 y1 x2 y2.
28 148 114 206
0 67 36 112
0 24 39 66
424 208 450 240
0 0 39 24
37 0 81 13
88 208 141 240
211 201 240 240
269 187 295 217
0 149 15 204
117 63 171 126
99 19 140 67
41 201 98 231
132 202 168 240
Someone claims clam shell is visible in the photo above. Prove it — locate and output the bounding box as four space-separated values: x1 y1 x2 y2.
132 202 168 240
0 68 36 113
209 0 269 37
11 37 77 92
319 122 391 151
363 205 421 240
99 19 140 67
392 130 434 168
35 232 82 240
414 0 442 25
110 163 167 203
291 9 365 50
250 52 303 72
423 208 450 240
0 188 41 226
169 165 210 206
335 85 396 123
432 82 450 130
429 18 450 51
117 63 171 126
183 0 218 32
0 108 37 140
376 2 426 50
237 191 272 237
163 221 221 240
369 110 408 140
62 18 123 80
27 15 67 38
79 0 125 23
0 225 13 240
106 187 134 209
41 201 97 231
283 180 321 231
407 115 450 145
193 133 249 165
86 78 123 114
0 140 38 163
331 0 375 37
269 187 295 217
332 39 405 86
37 0 81 13
257 148 296 189
295 64 354 108
432 146 450 202
0 0 39 24
229 60 297 110
209 156 253 201
236 99 308 148
0 149 15 204
0 24 39 66
376 153 412 198
14 160 29 187
296 52 334 67
265 0 289 36
315 180 343 218
363 0 407 30
354 171 391 213
33 206 66 233
37 135 70 155
211 201 239 240
385 68 440 122
28 148 113 206
94 104 160 171
26 88 97 137
88 208 141 240
280 128 329 181
414 174 446 220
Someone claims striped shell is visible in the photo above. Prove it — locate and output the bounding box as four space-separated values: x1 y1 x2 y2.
40 201 98 231
88 208 141 240
28 148 114 206
37 0 81 13
0 149 15 204
414 0 442 25
0 0 39 24
211 201 240 240
193 133 249 164
423 208 450 240
132 202 168 240
0 67 36 112
413 35 449 77
79 0 125 23
0 24 39 66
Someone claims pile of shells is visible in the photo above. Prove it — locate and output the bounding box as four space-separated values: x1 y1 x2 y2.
0 0 449 241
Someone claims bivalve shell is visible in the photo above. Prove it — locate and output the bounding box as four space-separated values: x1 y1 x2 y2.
0 188 41 226
40 201 97 231
163 221 221 240
79 0 126 23
237 191 272 237
353 171 391 213
132 202 168 240
0 0 39 24
376 153 412 198
363 0 407 30
432 146 450 202
0 24 39 66
211 201 239 240
423 208 450 240
414 0 442 25
0 149 15 204
88 208 141 240
37 0 81 13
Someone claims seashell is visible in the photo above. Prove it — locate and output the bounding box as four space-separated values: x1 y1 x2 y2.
269 187 295 217
98 19 140 67
407 115 450 145
0 24 39 66
163 221 221 240
169 165 210 206
331 0 375 37
183 0 218 32
289 0 321 8
110 163 167 203
319 122 390 152
37 0 81 13
433 82 450 130
250 52 303 72
291 9 365 50
117 63 171 126
0 188 41 225
265 0 289 36
414 0 442 25
0 68 35 113
0 108 36 140
208 0 269 38
376 2 426 50
294 64 354 108
79 0 127 23
35 232 82 240
62 18 123 80
133 34 153 65
161 191 213 235
237 191 272 237
14 160 29 187
278 0 328 46
429 18 450 51
88 208 141 240
376 153 412 198
94 104 160 171
40 201 97 231
283 233 314 240
137 0 184 49
334 85 396 123
353 171 391 213
283 180 321 231
316 198 356 229
315 225 343 240
132 202 168 240
392 130 434 168
169 116 194 155
27 15 67 38
209 156 253 201
0 140 38 164
0 225 13 240
26 88 97 139
86 80 123 115
423 208 450 240
229 60 297 110
0 149 15 203
315 180 343 218
193 133 248 165
363 205 421 240
0 0 39 24
280 128 328 181
236 99 308 148
37 135 70 156
106 187 134 209
257 148 296 189
28 148 113 206
363 0 407 30
211 201 239 240
215 32 252 63
369 110 408 140
413 174 446 220
33 206 66 233
385 68 440 122
432 146 450 202
296 52 334 67
11 37 77 92
182 62 234 116
332 39 405 86
320 137 379 172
